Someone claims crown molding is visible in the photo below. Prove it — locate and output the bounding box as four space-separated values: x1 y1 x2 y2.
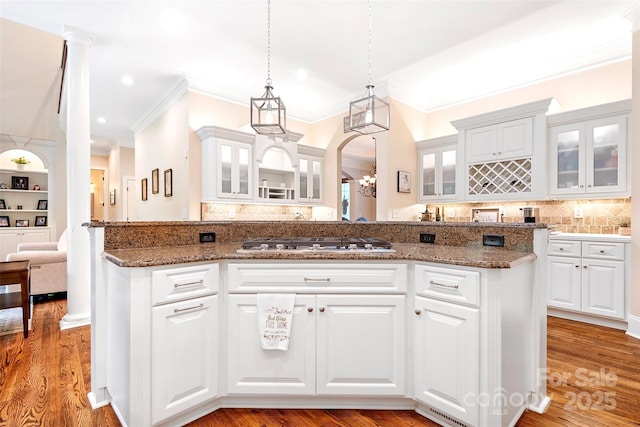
131 77 189 136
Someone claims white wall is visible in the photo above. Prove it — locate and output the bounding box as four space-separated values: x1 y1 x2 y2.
135 94 189 221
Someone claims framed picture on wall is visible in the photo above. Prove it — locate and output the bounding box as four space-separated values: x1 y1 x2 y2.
397 171 411 193
0 199 5 209
164 168 172 197
37 200 48 210
0 215 9 227
35 215 47 226
15 219 29 227
141 178 148 201
152 168 159 194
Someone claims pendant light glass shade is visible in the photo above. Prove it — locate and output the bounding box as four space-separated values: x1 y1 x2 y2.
250 0 287 135
347 0 389 135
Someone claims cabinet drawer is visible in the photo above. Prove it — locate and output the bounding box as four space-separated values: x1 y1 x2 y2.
548 240 581 257
228 263 407 293
415 264 479 307
582 242 625 261
152 264 219 305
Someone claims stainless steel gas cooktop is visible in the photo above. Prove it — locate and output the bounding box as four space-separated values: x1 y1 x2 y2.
237 237 395 253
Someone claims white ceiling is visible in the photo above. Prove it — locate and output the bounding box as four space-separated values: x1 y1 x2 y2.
0 0 636 150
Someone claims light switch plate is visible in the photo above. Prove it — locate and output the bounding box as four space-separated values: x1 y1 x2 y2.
574 207 584 219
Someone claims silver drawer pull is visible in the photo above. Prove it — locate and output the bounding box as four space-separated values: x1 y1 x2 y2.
174 303 204 313
304 277 331 282
430 280 459 289
174 279 204 288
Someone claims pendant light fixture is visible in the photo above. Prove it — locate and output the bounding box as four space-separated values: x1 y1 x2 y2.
251 0 286 135
348 0 389 135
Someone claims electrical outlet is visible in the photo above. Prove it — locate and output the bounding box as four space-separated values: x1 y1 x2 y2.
228 207 235 218
199 232 216 243
574 207 584 219
420 233 436 243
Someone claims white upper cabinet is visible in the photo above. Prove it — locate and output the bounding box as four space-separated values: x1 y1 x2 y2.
451 98 553 201
298 145 324 204
197 126 255 201
416 135 458 202
465 117 532 163
547 100 630 198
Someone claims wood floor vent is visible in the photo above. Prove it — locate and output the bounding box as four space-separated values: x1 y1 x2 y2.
428 407 469 427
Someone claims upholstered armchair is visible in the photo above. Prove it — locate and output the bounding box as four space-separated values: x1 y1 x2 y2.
6 230 67 296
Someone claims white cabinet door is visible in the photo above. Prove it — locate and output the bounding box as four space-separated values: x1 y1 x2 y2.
547 256 582 312
217 141 252 199
418 147 457 201
466 118 532 163
498 117 532 159
582 259 625 319
298 156 322 203
316 294 406 396
414 296 478 427
151 294 218 424
226 294 316 395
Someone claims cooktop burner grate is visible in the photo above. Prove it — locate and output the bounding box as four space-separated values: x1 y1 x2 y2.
240 237 393 251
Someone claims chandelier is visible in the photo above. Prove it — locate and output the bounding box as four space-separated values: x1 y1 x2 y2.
358 137 377 198
347 0 389 135
250 0 287 135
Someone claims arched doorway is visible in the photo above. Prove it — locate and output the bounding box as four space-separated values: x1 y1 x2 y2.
338 135 376 221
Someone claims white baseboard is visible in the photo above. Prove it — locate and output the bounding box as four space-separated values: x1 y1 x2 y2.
626 314 640 340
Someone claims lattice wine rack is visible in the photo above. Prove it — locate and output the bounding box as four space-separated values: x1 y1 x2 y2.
468 158 532 195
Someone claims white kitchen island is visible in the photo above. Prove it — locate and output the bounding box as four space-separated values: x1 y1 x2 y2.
86 222 550 427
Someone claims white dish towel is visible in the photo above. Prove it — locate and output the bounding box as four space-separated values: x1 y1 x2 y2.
257 293 296 351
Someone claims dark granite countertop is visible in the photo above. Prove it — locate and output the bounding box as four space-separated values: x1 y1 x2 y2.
103 242 535 269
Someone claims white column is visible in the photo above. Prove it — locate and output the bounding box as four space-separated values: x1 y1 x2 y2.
60 29 92 330
628 3 640 339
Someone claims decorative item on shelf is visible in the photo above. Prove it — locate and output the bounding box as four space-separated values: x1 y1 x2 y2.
33 184 40 191
11 176 28 190
15 219 29 227
250 0 286 135
618 221 631 236
347 0 389 135
11 156 30 170
0 183 7 189
16 205 22 210
397 171 411 193
0 215 8 227
0 199 5 209
37 200 47 210
35 215 47 226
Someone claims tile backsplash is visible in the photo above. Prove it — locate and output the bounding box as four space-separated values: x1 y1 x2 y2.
432 198 631 234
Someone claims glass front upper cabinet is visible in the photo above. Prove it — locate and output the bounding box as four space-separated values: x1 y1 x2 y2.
549 115 627 196
418 145 457 201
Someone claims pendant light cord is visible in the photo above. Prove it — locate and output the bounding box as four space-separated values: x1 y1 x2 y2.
368 0 373 86
266 0 272 86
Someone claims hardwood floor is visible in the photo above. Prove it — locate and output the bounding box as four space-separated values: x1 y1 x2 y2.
1 299 639 426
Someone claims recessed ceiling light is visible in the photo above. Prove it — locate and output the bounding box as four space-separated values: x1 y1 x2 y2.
161 8 186 34
297 69 309 80
121 75 134 85
97 117 107 124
